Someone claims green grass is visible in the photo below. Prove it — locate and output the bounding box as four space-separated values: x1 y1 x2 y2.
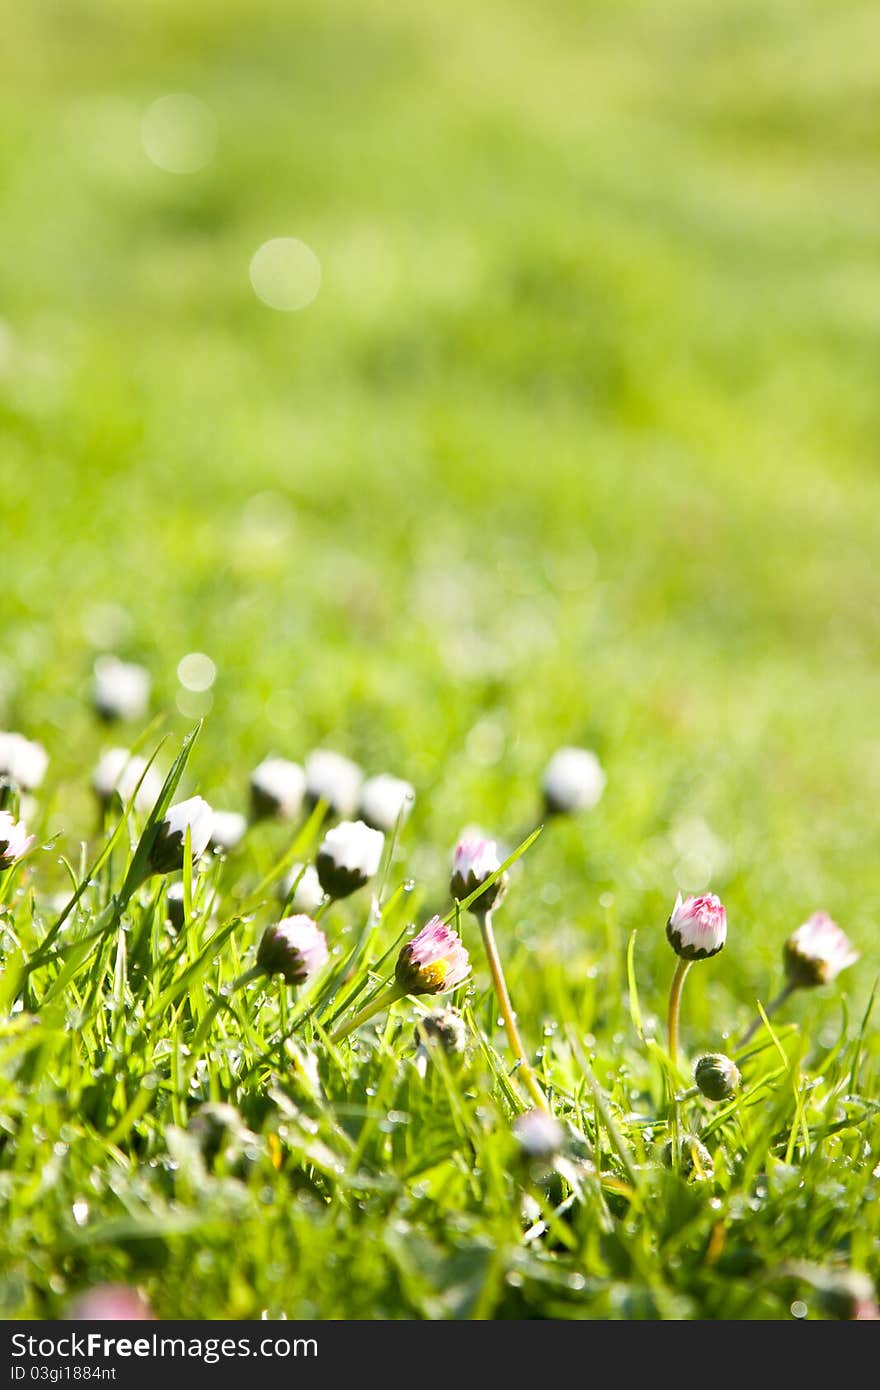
1 0 879 1319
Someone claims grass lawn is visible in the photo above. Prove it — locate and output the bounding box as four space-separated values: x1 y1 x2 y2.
1 0 879 1319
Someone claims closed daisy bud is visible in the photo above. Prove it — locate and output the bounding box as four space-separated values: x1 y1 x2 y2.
208 809 247 853
414 1005 468 1055
188 1102 258 1169
395 916 470 996
166 879 188 930
281 862 325 913
783 912 859 989
147 796 214 876
305 749 363 818
0 731 48 792
513 1108 565 1162
250 757 306 821
663 1133 714 1180
666 892 727 961
92 655 151 723
451 836 507 913
92 747 162 815
542 746 606 816
359 773 415 833
695 1052 741 1102
257 914 328 985
0 809 34 869
316 819 384 900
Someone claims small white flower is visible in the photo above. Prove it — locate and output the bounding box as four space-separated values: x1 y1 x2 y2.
305 749 363 818
542 746 606 815
316 819 384 899
281 862 325 913
395 916 471 996
666 892 727 961
359 773 415 833
784 912 859 988
250 757 306 820
208 810 247 852
148 795 214 875
92 748 162 815
0 732 48 791
92 656 151 722
0 809 35 868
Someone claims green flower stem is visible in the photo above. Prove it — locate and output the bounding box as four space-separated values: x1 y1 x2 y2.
331 981 404 1043
230 964 263 993
477 908 547 1111
737 982 795 1050
667 957 693 1070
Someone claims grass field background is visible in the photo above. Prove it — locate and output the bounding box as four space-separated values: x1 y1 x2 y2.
1 0 878 1318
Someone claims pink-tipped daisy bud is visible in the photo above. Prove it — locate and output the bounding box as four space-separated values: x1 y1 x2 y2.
316 819 384 899
208 809 247 853
695 1052 741 1102
256 914 328 986
395 916 470 996
92 747 162 815
281 862 325 913
359 773 415 833
666 892 727 961
782 1265 879 1320
147 796 214 876
513 1108 565 1162
415 1005 467 1055
0 809 34 869
92 655 151 723
67 1284 154 1320
542 746 606 816
822 1271 879 1321
0 731 48 791
250 757 306 821
305 749 363 818
783 912 859 989
451 837 507 913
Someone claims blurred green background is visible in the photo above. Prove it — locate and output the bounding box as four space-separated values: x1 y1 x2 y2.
1 0 878 1025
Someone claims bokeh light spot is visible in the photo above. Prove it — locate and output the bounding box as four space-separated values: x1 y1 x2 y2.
177 652 216 692
249 238 322 311
141 94 216 174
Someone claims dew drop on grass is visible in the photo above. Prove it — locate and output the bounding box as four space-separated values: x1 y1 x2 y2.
790 1301 808 1319
72 1199 89 1226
